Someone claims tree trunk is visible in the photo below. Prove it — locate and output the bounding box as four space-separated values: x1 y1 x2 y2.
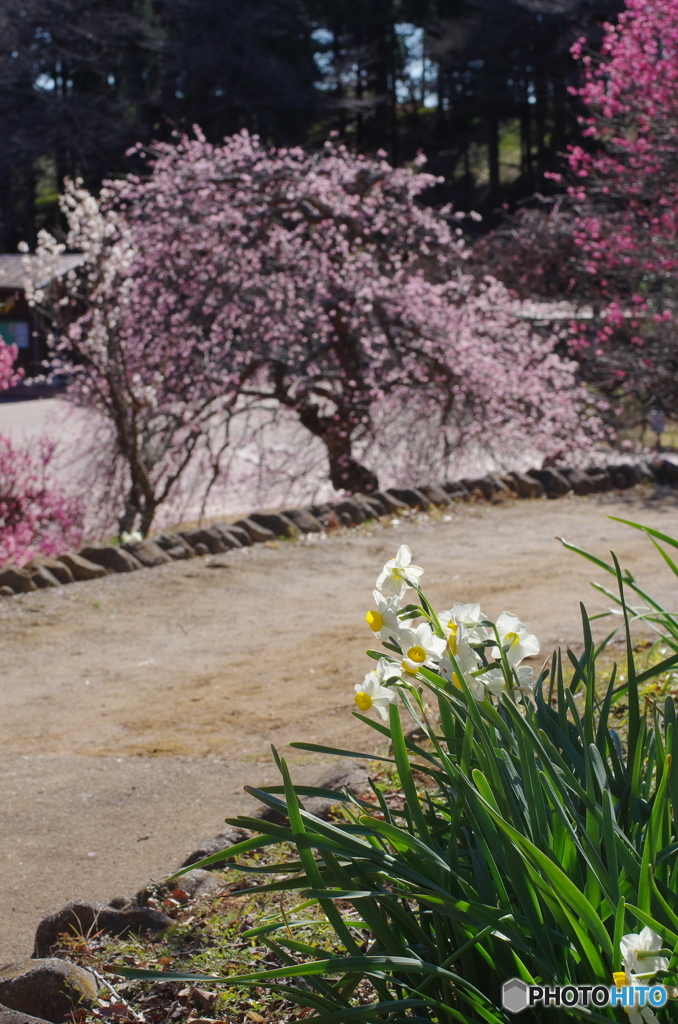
298 403 379 494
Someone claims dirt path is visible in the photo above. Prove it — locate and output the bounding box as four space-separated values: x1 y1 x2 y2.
1 491 677 961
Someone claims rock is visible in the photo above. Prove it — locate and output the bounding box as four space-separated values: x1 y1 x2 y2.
508 472 544 498
254 760 371 824
0 1006 54 1024
314 509 342 530
0 958 97 1024
586 466 613 491
442 481 470 500
34 900 172 958
154 534 197 558
526 468 571 497
463 476 509 501
308 502 333 517
122 539 172 567
209 523 244 548
635 460 656 483
233 518 277 543
0 568 36 594
653 458 678 485
24 558 74 585
353 493 386 517
180 826 252 871
138 869 224 906
417 483 451 506
248 512 298 539
56 553 107 581
79 546 141 574
331 498 367 524
499 474 519 493
609 464 634 488
223 524 252 547
373 490 407 513
0 587 14 598
386 488 432 510
559 468 597 495
280 508 324 533
179 528 227 554
25 565 59 589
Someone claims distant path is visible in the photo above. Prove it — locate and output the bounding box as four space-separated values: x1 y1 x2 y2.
0 491 676 961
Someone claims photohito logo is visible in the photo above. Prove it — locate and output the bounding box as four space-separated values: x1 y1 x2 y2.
501 978 668 1013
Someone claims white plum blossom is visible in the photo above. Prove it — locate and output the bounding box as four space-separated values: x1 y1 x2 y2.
354 659 401 720
365 590 407 639
398 622 448 675
376 545 424 598
620 927 669 978
491 611 540 666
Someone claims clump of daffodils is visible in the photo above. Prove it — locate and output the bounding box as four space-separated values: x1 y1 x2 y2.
354 544 540 720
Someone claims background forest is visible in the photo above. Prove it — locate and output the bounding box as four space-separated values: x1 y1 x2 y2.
0 0 622 251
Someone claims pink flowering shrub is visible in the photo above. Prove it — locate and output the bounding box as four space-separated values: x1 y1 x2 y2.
0 342 83 567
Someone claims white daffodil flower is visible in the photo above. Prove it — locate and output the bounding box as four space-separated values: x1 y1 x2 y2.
621 927 669 978
376 544 424 598
438 602 490 644
483 665 535 701
398 622 447 675
354 658 401 720
612 971 661 1024
365 590 407 639
440 638 482 697
491 611 540 666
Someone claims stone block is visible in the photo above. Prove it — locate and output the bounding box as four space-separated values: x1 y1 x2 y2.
248 512 298 538
79 546 141 573
122 539 172 567
233 518 277 543
34 901 172 958
25 565 60 589
526 468 571 497
417 483 452 505
509 472 545 498
179 527 227 554
280 508 324 533
442 481 470 500
24 558 74 585
223 524 252 547
386 488 432 510
331 498 367 524
56 554 108 581
0 958 97 1024
373 490 407 513
0 567 37 594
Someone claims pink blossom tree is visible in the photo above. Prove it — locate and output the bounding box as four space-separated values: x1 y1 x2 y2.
33 131 605 531
0 342 83 567
479 0 678 425
565 0 678 418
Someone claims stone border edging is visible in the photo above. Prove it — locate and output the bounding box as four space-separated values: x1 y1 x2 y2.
0 457 671 596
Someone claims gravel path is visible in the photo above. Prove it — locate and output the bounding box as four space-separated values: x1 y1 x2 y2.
1 490 676 961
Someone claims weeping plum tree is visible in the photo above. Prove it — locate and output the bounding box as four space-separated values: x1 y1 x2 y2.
63 130 603 496
34 131 604 528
